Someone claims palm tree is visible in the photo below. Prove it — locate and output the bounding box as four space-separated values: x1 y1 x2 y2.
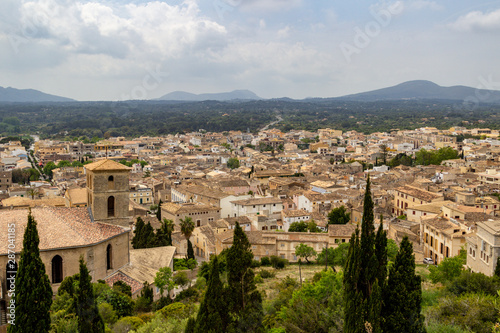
179 217 195 241
27 187 39 200
161 218 175 246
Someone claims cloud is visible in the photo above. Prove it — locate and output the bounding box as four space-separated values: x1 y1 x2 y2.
1 0 227 63
277 25 290 38
239 0 303 13
449 8 500 32
407 1 443 11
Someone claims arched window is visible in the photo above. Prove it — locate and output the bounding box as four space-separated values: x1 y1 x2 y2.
106 244 113 270
108 175 114 190
52 255 63 284
108 196 115 217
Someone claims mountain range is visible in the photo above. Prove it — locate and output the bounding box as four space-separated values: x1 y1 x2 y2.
1 80 500 103
333 80 500 103
0 86 75 103
156 89 261 101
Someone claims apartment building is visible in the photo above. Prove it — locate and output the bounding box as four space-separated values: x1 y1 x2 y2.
393 185 444 217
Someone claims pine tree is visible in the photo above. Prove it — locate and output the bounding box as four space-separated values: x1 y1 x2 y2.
9 211 53 333
343 176 386 333
132 217 145 249
194 256 228 332
76 257 105 333
382 236 425 333
226 222 263 331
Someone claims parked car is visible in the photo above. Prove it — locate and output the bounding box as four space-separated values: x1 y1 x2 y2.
423 257 434 265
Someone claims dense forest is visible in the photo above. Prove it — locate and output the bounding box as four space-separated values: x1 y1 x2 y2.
0 99 500 139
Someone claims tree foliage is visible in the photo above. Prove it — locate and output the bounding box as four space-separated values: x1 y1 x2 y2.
328 206 351 225
429 256 465 284
180 217 195 240
8 211 53 333
288 221 322 233
381 236 425 333
414 147 459 166
154 267 176 298
76 257 105 333
343 176 387 333
226 222 263 331
194 256 228 332
227 157 240 169
294 243 317 263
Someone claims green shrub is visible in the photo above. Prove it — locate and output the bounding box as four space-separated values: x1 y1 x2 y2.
447 271 499 296
112 316 144 332
98 302 118 326
421 288 445 308
425 293 498 333
270 256 288 269
153 296 172 311
251 259 261 268
429 256 464 284
261 256 271 266
158 302 196 320
254 274 264 284
259 269 276 279
426 321 470 333
174 287 200 302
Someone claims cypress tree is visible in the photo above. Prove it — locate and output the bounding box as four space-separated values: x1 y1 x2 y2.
359 176 376 300
375 221 388 287
194 256 227 332
382 236 425 333
77 257 105 333
343 176 386 333
495 257 500 278
185 317 196 333
187 239 195 260
226 222 263 331
142 222 156 248
156 199 162 221
493 257 500 278
132 217 145 249
8 211 53 333
343 229 364 333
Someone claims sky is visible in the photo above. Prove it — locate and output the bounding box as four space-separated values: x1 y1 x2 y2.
0 0 500 101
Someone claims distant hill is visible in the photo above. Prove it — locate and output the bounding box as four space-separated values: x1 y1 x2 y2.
334 80 500 103
0 86 75 103
157 89 261 101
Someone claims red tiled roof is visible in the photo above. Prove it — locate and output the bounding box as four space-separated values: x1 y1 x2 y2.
0 207 127 255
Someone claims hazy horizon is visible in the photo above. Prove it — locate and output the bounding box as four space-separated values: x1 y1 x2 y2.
1 0 499 101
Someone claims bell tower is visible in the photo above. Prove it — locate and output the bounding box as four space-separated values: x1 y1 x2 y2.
85 159 131 224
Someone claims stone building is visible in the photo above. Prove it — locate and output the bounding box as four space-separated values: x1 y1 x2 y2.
0 207 130 325
0 172 12 192
86 159 132 226
161 202 221 228
467 220 500 277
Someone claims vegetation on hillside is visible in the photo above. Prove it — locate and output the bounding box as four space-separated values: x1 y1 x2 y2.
1 99 500 138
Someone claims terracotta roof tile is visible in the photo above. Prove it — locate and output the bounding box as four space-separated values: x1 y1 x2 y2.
0 207 127 255
85 159 131 171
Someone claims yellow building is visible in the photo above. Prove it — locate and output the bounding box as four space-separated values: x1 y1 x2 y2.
394 185 444 217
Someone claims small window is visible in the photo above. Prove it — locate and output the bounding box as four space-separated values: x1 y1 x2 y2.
108 196 115 217
106 244 113 270
108 175 114 190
